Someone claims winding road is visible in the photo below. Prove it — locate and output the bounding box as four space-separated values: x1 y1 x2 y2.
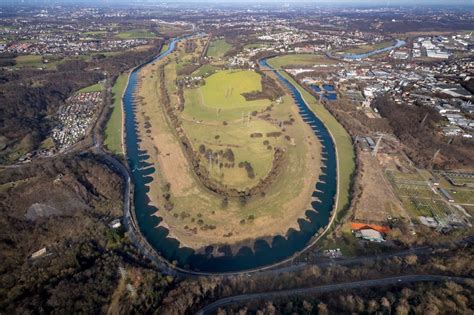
196 274 471 315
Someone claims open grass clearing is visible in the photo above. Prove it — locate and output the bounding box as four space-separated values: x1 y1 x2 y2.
181 118 284 190
199 70 270 109
115 29 157 39
206 39 232 58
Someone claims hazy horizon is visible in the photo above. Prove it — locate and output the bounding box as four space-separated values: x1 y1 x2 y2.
2 0 474 6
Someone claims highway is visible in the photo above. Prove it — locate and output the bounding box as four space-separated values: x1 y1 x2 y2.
196 274 471 315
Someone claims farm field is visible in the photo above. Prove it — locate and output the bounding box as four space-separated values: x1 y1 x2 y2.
206 39 232 58
104 73 128 155
134 37 322 250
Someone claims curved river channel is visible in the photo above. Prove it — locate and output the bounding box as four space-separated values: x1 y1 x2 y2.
123 38 338 272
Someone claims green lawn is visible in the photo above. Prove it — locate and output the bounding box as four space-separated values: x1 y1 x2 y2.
268 54 338 69
104 73 128 155
199 70 270 109
277 71 355 216
206 39 232 58
77 82 103 93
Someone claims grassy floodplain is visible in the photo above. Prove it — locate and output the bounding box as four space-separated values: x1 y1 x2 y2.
266 60 355 217
268 53 340 68
104 73 128 155
206 39 232 58
134 37 322 250
181 69 276 189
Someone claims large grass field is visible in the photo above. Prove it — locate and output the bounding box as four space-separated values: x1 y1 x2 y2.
275 70 355 217
199 70 270 109
206 39 232 58
268 54 339 69
181 69 279 189
104 73 128 155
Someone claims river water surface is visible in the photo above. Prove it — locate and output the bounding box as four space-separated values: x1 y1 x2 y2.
123 40 338 272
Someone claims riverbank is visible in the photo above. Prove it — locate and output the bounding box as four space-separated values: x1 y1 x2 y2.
132 37 322 251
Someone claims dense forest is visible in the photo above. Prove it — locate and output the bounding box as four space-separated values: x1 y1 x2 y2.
218 281 474 314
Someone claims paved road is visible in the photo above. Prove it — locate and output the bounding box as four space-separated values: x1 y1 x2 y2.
197 275 471 315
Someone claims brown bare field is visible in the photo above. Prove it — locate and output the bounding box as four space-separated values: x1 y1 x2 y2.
352 151 409 223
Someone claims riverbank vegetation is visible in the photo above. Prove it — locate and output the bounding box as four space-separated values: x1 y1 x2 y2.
104 73 128 155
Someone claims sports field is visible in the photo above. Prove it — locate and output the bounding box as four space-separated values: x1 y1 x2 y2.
206 39 232 58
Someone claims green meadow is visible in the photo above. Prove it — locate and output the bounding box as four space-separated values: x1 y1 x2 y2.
206 39 232 58
268 54 339 69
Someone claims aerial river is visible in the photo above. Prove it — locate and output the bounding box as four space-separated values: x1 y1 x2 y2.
123 38 338 273
342 39 406 60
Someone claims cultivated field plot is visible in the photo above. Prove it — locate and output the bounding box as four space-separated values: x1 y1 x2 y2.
386 170 449 219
